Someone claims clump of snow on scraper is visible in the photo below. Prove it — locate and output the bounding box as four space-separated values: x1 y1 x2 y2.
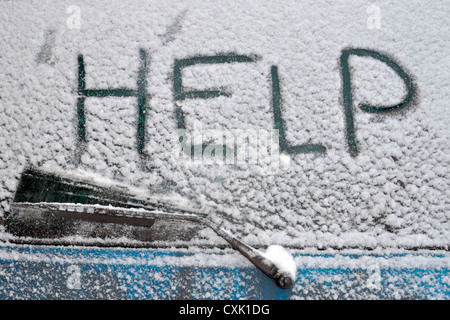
262 245 297 284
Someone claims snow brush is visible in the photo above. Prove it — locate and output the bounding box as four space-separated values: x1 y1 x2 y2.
6 167 296 289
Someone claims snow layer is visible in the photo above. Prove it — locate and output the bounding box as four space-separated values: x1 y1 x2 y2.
0 0 449 249
261 245 297 280
0 244 449 299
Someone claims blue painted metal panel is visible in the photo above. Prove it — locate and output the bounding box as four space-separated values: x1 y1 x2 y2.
0 245 449 300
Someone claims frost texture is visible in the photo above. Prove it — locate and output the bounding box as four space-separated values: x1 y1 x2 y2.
0 0 449 249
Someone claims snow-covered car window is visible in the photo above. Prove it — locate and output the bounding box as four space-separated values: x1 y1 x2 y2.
0 0 448 300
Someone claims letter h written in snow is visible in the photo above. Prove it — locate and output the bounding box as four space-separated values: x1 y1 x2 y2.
76 49 149 158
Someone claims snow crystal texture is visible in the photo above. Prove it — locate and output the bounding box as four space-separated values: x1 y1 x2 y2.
0 0 449 249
